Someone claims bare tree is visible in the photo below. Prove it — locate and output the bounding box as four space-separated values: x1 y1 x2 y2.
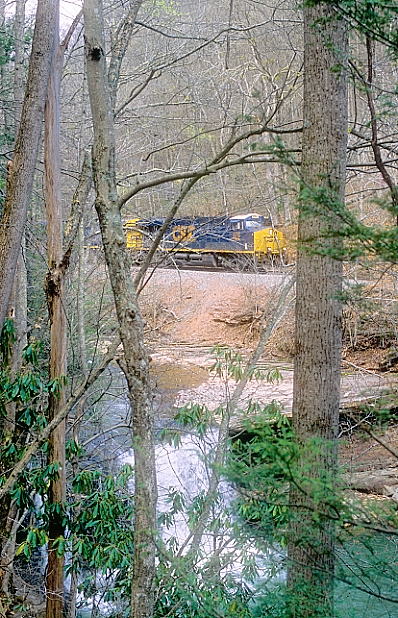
0 0 28 598
9 0 28 359
43 6 67 615
83 2 158 617
0 0 58 329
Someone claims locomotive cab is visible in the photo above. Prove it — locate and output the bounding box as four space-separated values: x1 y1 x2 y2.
229 213 269 232
229 213 287 262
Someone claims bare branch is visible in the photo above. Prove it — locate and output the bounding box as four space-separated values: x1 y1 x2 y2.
108 0 144 111
60 9 83 50
118 123 299 209
62 151 92 269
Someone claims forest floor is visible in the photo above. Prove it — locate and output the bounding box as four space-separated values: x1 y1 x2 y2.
140 266 398 501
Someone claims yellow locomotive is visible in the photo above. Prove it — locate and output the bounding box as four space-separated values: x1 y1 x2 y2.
124 213 288 269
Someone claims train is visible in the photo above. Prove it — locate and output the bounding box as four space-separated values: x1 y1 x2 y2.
123 212 288 269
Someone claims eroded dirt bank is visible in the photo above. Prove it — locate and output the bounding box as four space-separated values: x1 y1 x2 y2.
141 266 398 370
141 267 295 352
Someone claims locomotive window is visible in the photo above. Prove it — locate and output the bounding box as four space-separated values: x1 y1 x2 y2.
245 220 263 230
231 221 244 230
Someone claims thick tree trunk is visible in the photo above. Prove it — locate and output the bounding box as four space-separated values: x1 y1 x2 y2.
83 2 157 618
0 0 58 329
43 13 83 616
44 12 67 617
287 5 348 617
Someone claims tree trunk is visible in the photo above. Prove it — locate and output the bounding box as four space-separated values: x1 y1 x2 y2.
287 4 348 617
10 0 28 359
0 1 29 599
0 0 10 139
13 0 26 124
77 221 88 375
0 0 58 330
44 7 66 618
9 0 28 362
83 2 157 618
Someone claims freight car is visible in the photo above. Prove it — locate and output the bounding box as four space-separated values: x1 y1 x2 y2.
124 212 288 269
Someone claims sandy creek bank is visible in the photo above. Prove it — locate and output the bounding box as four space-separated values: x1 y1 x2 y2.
150 344 398 501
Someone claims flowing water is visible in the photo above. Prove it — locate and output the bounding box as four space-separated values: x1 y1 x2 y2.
77 356 398 617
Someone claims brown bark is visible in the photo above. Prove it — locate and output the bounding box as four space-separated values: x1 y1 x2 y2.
0 1 29 599
287 4 348 617
10 0 28 358
5 0 28 404
0 0 58 330
43 9 84 618
13 0 26 129
44 6 66 616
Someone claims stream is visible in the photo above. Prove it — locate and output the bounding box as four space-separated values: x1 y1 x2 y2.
76 348 398 617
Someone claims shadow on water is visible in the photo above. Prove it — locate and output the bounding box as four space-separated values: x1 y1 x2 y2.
151 361 209 418
151 361 208 391
335 533 398 618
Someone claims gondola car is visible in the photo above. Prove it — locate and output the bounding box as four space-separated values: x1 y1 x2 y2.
123 212 288 269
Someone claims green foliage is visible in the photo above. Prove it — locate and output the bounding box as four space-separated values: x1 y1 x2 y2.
296 178 398 263
152 350 291 618
0 18 33 158
67 465 135 603
0 19 32 67
155 562 253 617
5 328 395 617
228 406 296 540
0 25 15 67
173 401 214 438
0 327 49 447
0 324 72 564
210 345 282 383
0 339 49 437
16 464 136 613
66 437 84 460
16 528 48 559
0 318 16 365
326 0 398 53
211 346 247 381
248 136 299 166
151 0 180 17
48 374 68 398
